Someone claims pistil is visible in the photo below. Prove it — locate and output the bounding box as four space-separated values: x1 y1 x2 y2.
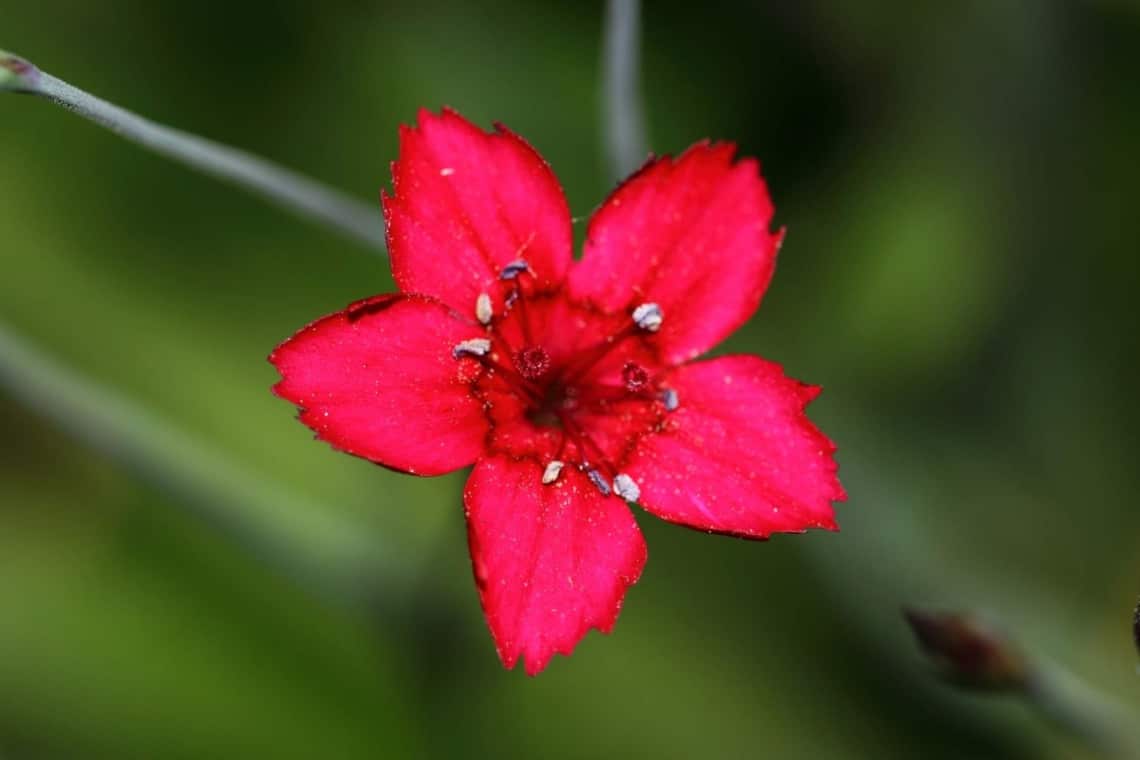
555 410 621 497
500 259 536 344
514 346 552 381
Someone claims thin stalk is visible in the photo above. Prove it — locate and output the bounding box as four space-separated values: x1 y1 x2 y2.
905 608 1140 758
0 321 410 606
1026 664 1140 759
1 48 387 252
601 0 649 182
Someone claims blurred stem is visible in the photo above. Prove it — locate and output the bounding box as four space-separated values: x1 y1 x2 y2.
906 608 1140 758
1026 665 1140 759
0 322 411 607
601 0 648 182
0 48 387 253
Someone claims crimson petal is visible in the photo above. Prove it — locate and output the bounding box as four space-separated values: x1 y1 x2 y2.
270 294 488 476
626 356 845 538
383 108 573 316
465 455 647 676
570 143 782 365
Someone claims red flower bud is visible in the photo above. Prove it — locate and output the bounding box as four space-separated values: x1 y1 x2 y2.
904 608 1031 691
1133 597 1139 659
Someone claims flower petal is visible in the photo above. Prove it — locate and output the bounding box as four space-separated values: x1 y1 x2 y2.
270 294 489 476
383 108 573 316
625 355 845 538
569 143 782 365
464 454 647 676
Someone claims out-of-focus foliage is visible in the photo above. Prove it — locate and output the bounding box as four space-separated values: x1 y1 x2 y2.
1 1 1137 757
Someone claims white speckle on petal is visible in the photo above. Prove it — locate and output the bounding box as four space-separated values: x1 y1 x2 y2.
440 167 455 176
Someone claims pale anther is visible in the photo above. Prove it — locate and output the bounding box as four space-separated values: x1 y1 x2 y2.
632 302 663 332
542 460 565 485
452 337 492 359
661 387 679 411
500 259 530 280
613 473 640 502
475 292 493 325
586 468 611 496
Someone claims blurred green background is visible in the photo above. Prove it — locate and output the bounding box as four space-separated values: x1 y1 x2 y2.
2 1 1138 757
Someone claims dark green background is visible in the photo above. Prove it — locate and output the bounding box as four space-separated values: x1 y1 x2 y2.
2 1 1137 757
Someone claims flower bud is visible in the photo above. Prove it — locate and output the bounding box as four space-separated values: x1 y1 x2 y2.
0 50 40 92
903 608 1031 691
1133 597 1139 659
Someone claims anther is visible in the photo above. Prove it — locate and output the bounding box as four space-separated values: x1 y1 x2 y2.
622 361 649 392
542 460 564 485
452 337 492 359
500 259 530 280
586 468 611 496
475 292 493 325
632 302 663 332
661 387 679 411
613 473 640 502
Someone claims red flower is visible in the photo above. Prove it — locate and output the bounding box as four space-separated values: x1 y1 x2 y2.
270 109 846 675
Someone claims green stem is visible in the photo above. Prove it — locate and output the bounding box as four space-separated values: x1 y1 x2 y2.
1 48 387 252
0 322 410 606
601 0 648 182
1026 664 1140 759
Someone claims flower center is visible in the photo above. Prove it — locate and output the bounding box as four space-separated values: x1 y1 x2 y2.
453 258 679 501
525 380 570 428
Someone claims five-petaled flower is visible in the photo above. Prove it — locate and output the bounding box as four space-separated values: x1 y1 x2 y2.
270 108 846 675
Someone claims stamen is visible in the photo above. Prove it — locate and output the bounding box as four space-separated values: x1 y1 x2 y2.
586 467 611 496
578 385 654 407
499 259 530 280
559 306 659 385
507 274 535 344
557 323 636 385
632 302 663 332
452 338 492 359
622 361 649 392
542 460 564 485
477 354 544 405
661 387 679 411
475 292 493 325
558 413 613 476
613 473 640 502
